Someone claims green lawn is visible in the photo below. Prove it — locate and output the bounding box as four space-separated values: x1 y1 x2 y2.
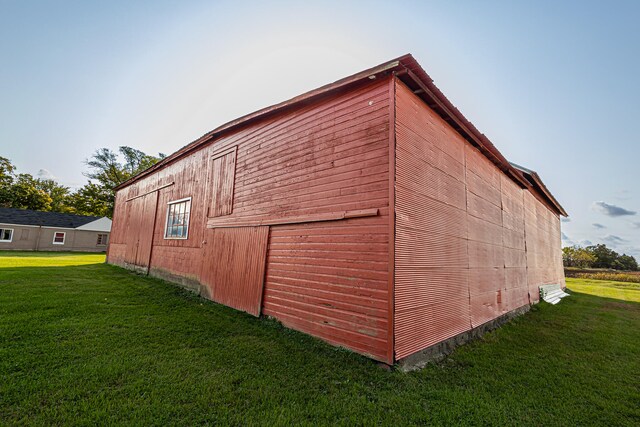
1 252 638 425
566 277 640 303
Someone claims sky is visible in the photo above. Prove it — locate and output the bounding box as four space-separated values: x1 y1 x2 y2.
1 0 639 257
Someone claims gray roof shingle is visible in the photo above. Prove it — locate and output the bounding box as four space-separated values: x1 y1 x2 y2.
0 208 103 229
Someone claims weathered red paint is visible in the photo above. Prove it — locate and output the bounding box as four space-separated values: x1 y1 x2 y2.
108 55 565 364
200 226 269 316
393 78 565 359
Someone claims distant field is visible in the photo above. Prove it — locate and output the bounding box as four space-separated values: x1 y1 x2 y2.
1 251 639 425
565 268 640 284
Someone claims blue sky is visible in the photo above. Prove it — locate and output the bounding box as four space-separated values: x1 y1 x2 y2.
1 0 639 256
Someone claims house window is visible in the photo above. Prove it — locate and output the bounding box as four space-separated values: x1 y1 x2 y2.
208 147 237 217
0 228 13 242
52 232 65 245
165 198 191 239
97 234 108 246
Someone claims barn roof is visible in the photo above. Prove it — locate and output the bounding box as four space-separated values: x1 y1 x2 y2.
116 54 566 216
0 207 104 229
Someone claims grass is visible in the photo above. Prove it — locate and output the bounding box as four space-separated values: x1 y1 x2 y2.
1 252 638 426
566 277 640 303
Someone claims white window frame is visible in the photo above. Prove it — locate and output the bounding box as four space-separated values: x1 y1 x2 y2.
52 231 66 245
164 197 191 240
96 233 108 246
0 228 13 243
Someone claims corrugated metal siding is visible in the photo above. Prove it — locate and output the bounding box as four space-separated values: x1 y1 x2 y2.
394 79 563 360
264 215 389 361
258 78 392 363
394 79 471 359
524 191 565 301
200 226 269 316
108 77 392 362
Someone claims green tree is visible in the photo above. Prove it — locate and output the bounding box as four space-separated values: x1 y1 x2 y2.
9 174 52 211
563 246 596 268
0 157 16 207
85 146 165 189
586 244 619 269
84 146 165 217
66 182 112 217
615 254 638 271
35 179 71 212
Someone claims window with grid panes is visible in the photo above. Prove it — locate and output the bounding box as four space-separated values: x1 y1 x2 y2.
164 198 191 239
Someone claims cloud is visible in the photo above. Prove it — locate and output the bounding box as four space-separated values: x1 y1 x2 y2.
592 223 606 229
593 201 636 217
560 217 571 223
579 240 592 246
632 222 640 229
37 169 56 180
603 234 627 246
561 232 575 247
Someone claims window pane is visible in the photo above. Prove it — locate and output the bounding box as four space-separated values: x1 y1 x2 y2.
165 199 191 239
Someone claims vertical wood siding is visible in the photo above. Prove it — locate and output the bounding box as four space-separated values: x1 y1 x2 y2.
394 79 564 360
107 77 392 363
200 226 269 316
208 148 237 217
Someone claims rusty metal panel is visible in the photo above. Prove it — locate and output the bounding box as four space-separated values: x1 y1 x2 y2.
200 226 269 316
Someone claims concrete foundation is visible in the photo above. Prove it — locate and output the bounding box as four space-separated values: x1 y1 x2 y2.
148 267 202 294
397 304 531 372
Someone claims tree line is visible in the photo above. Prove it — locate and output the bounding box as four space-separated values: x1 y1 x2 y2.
563 244 638 271
0 147 165 218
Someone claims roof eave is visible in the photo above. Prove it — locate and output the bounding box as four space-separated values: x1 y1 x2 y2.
114 54 566 217
114 59 406 191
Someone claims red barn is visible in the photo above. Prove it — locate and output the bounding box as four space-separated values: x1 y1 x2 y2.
107 54 566 367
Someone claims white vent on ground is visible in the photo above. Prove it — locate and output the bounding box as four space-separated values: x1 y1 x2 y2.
540 284 570 305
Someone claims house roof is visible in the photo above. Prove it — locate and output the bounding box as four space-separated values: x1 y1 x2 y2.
75 217 112 232
0 208 106 229
115 54 566 216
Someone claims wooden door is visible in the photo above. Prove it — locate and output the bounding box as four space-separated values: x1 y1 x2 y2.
200 226 269 316
124 192 158 268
